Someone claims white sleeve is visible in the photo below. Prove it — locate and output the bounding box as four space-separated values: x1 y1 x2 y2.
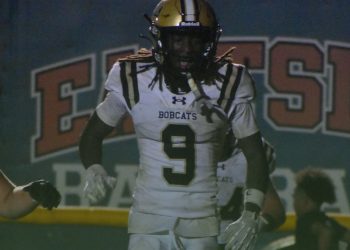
96 91 127 127
231 103 259 139
104 62 123 93
95 62 128 127
229 69 259 139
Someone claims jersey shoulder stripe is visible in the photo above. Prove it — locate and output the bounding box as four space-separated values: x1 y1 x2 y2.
217 63 245 113
120 61 140 109
217 63 233 107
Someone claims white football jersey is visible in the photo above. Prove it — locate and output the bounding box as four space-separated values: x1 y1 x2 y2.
96 59 259 219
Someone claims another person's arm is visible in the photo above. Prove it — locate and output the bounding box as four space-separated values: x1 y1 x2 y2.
0 170 61 219
0 170 36 219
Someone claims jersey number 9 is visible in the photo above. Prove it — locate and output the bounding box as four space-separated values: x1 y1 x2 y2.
162 124 195 186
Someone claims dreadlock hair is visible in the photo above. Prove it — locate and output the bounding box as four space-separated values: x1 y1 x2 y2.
117 46 237 92
295 168 336 205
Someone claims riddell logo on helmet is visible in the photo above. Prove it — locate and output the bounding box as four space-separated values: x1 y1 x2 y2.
180 21 200 26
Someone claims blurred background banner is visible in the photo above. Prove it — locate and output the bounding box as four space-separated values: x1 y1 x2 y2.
0 0 349 212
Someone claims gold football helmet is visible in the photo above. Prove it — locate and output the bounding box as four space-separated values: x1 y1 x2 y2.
149 0 221 68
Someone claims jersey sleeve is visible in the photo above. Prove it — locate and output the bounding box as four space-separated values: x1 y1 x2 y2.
104 62 124 93
95 62 128 127
228 67 259 139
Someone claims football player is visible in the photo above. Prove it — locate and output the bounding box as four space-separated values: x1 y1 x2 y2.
217 133 286 249
0 169 61 219
293 168 350 250
79 0 269 249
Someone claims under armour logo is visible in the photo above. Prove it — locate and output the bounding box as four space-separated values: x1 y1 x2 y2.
218 163 225 170
172 96 186 105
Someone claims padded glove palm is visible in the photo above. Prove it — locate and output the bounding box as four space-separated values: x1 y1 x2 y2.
23 180 61 209
223 210 259 250
84 164 117 204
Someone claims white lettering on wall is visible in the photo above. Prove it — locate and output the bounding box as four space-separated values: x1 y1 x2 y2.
53 163 89 206
53 164 349 213
108 165 138 207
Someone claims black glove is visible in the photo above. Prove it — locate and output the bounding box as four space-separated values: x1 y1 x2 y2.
23 180 61 209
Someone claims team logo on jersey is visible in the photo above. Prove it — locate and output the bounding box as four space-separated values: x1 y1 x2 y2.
172 96 186 105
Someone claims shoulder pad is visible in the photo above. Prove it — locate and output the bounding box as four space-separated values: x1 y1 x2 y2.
119 48 155 63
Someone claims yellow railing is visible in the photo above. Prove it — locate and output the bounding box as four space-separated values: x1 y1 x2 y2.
1 207 349 231
0 206 128 226
278 212 350 231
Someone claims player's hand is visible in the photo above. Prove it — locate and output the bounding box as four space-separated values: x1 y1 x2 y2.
195 96 227 123
223 210 259 250
23 180 61 209
84 164 116 204
186 73 227 123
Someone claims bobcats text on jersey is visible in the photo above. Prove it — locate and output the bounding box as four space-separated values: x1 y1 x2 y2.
158 110 197 120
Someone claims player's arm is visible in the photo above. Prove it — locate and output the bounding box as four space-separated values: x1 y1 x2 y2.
79 111 114 168
238 132 269 209
224 133 268 250
79 111 117 204
223 67 269 250
79 62 129 204
79 62 126 168
227 67 269 199
0 170 36 219
79 64 129 204
258 138 285 231
0 170 61 219
259 178 286 231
